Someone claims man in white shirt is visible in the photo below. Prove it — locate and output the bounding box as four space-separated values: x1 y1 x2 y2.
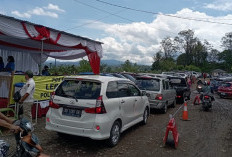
19 70 35 123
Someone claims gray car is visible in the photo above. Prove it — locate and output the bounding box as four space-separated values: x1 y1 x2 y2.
136 76 176 113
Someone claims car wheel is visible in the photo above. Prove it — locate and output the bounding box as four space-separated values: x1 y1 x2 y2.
142 107 149 125
108 121 121 147
171 99 176 108
162 103 167 114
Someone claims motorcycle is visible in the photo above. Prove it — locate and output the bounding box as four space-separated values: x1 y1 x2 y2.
200 93 214 111
0 118 49 157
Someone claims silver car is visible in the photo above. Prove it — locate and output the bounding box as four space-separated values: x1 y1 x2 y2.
46 75 150 147
136 76 176 113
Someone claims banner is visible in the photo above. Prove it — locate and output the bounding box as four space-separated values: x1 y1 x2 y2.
10 75 64 104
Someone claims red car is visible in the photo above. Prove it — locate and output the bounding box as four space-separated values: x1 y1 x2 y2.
218 82 232 98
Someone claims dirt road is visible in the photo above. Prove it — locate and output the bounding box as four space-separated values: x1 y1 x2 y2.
2 91 232 157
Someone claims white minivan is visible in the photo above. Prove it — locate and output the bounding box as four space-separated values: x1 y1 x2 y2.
46 75 150 146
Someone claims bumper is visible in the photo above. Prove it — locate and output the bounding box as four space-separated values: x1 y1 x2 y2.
149 100 165 109
45 120 110 140
219 92 232 98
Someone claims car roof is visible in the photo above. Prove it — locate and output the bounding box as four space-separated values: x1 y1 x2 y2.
64 75 128 82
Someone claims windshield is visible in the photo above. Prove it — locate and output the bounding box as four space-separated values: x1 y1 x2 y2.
221 83 231 87
55 80 101 99
136 79 160 91
169 78 186 87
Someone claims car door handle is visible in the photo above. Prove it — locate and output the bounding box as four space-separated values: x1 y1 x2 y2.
121 100 125 103
135 99 137 102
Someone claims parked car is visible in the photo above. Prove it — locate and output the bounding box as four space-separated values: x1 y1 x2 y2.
135 76 176 113
110 73 127 79
168 76 191 103
218 82 232 98
120 73 136 83
46 75 150 147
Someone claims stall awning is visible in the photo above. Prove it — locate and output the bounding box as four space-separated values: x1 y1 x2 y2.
0 14 103 74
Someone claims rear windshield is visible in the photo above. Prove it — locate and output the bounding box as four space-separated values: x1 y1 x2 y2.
136 79 160 91
55 80 101 99
222 83 231 87
169 78 186 87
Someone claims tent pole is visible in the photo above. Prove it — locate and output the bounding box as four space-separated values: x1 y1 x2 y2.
40 40 43 75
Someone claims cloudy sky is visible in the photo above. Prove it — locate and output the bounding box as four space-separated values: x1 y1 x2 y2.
0 0 232 65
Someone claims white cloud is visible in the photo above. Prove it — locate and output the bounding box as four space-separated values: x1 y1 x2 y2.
204 0 232 11
11 11 31 18
11 3 64 19
44 3 65 12
0 10 6 15
91 8 232 65
29 7 58 18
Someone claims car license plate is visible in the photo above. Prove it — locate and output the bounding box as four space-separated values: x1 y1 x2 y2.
221 93 226 96
62 107 82 117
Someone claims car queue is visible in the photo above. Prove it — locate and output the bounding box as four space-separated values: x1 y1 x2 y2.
45 71 203 147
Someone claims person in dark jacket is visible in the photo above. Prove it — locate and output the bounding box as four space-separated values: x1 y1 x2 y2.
42 65 50 76
4 56 15 73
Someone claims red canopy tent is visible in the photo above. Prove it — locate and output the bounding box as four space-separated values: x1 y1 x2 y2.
0 14 103 74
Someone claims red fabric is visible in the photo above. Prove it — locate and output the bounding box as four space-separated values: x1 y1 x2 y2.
0 98 8 108
31 103 49 119
19 22 101 74
0 40 65 52
86 49 100 74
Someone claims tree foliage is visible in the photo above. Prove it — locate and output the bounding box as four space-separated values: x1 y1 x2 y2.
221 32 232 50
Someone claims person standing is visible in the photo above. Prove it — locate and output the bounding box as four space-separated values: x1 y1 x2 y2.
203 72 207 81
42 65 50 76
4 56 15 74
0 57 4 71
19 70 35 123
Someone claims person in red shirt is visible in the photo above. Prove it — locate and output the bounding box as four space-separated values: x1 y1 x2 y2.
203 73 207 80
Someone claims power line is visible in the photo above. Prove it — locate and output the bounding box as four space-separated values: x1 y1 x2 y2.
95 0 232 26
65 9 126 31
72 0 177 35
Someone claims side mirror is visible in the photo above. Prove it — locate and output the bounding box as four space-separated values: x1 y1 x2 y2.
142 91 147 96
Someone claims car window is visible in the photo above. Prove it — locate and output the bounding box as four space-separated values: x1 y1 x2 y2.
169 78 187 87
118 83 130 97
106 81 118 98
128 84 140 96
55 80 101 99
136 79 160 91
162 80 165 89
165 81 169 90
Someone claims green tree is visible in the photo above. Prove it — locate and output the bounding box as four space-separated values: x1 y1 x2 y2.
221 32 232 50
218 50 232 72
177 29 197 65
121 60 139 72
152 51 162 70
78 59 92 73
160 37 179 59
177 53 187 66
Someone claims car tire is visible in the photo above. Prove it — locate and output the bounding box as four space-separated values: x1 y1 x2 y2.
107 121 121 147
171 99 176 108
142 107 149 125
162 103 167 114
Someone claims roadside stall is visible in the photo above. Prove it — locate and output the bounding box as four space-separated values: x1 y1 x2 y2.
0 14 103 118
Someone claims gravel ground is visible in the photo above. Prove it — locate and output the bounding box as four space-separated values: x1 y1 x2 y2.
1 87 232 157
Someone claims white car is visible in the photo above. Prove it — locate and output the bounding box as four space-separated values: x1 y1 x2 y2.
46 75 150 146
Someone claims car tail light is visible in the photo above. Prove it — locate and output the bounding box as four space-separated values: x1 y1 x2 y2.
177 95 182 98
155 94 163 100
49 100 60 109
204 95 209 99
85 96 107 114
